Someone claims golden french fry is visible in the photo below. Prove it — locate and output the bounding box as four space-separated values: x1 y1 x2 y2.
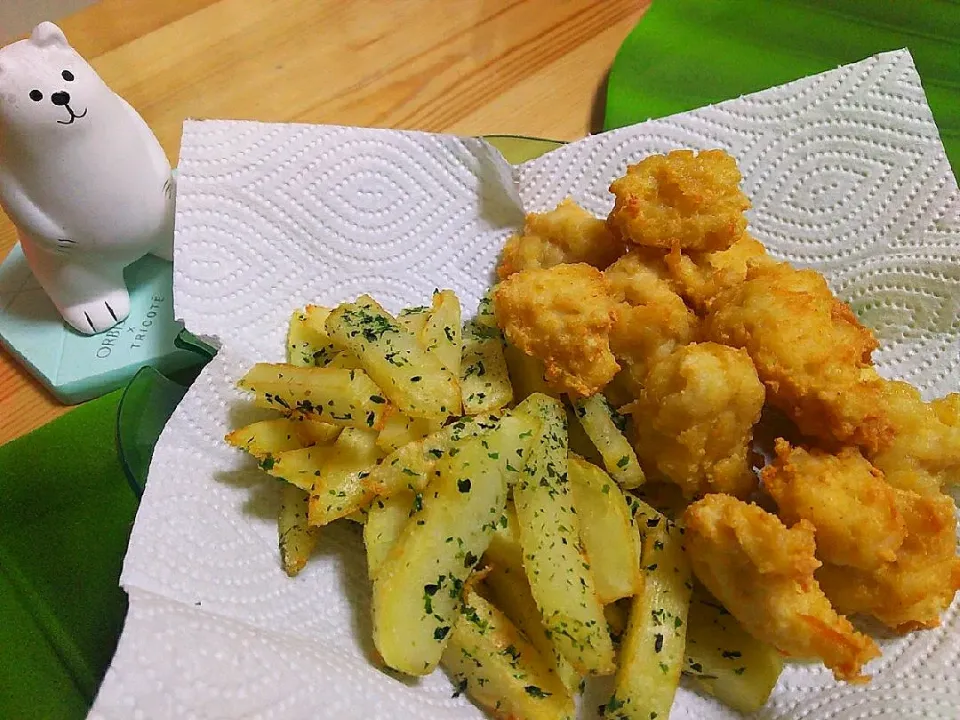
238 363 391 430
371 415 536 675
376 412 443 454
684 589 784 713
278 483 319 576
460 316 513 415
511 393 615 676
420 290 462 377
441 586 575 720
483 503 581 694
307 427 384 526
224 416 340 464
573 394 645 488
364 490 415 580
326 295 461 419
286 305 337 367
568 455 642 604
604 510 692 720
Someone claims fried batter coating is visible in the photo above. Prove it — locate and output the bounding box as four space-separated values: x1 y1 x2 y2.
663 232 774 313
704 262 893 453
603 251 699 400
607 149 750 252
684 494 881 682
762 439 906 570
497 198 625 280
817 487 960 632
625 343 764 499
868 380 960 496
493 263 619 397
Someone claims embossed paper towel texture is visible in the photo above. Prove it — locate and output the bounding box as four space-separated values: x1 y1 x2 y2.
91 50 959 719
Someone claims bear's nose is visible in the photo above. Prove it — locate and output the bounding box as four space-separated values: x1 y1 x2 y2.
51 91 70 106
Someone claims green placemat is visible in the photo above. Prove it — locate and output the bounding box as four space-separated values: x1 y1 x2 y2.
604 0 960 175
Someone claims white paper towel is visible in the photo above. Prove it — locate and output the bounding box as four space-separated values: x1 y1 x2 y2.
91 49 960 719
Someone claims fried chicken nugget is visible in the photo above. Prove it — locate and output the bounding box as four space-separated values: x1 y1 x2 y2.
625 343 764 498
762 439 906 570
607 149 750 252
817 487 960 632
603 250 699 402
684 494 880 682
493 263 619 397
663 232 774 313
868 380 960 496
704 262 894 453
497 198 625 280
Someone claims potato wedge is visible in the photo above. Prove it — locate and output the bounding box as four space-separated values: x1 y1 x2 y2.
483 504 581 694
265 444 339 492
574 394 645 488
504 344 558 402
397 305 431 335
372 414 537 675
568 455 642 604
442 586 576 720
363 413 500 498
364 489 415 580
278 484 319 576
237 363 391 430
224 416 340 463
324 351 363 371
684 589 783 713
420 289 462 377
460 317 513 415
604 511 692 720
307 427 384 526
511 393 615 676
326 295 461 419
376 413 442 454
287 305 337 367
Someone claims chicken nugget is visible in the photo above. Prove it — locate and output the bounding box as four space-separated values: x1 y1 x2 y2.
625 342 764 499
704 262 893 453
868 380 960 496
493 263 619 397
762 439 906 570
663 232 774 313
497 198 625 279
607 149 750 251
684 494 880 682
603 250 699 400
817 487 960 632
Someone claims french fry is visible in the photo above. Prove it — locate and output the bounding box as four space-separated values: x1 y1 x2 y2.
286 305 337 367
441 586 576 720
504 344 558 402
397 304 430 335
224 416 340 463
371 414 537 676
573 394 645 488
326 295 461 419
511 393 616 676
376 412 442 454
237 363 391 430
684 589 783 713
307 427 384 526
363 413 500 498
419 289 462 377
278 483 319 576
364 489 415 580
567 455 642 604
460 318 513 415
483 504 581 693
265 444 339 492
604 510 692 720
324 351 363 370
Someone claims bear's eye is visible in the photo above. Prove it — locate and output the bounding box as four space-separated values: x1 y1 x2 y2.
29 90 42 102
62 70 74 82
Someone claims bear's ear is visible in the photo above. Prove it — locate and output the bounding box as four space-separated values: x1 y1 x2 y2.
30 22 69 49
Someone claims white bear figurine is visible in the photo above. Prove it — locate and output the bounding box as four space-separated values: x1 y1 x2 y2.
0 22 174 335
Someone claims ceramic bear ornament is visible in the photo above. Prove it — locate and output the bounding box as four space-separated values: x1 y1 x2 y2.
0 22 174 335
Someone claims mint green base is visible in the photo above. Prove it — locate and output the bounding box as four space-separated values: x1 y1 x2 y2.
604 0 960 176
0 244 204 404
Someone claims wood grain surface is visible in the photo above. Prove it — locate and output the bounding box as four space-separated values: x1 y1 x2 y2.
0 0 647 445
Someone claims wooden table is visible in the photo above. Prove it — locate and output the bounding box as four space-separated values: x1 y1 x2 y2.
0 0 646 445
